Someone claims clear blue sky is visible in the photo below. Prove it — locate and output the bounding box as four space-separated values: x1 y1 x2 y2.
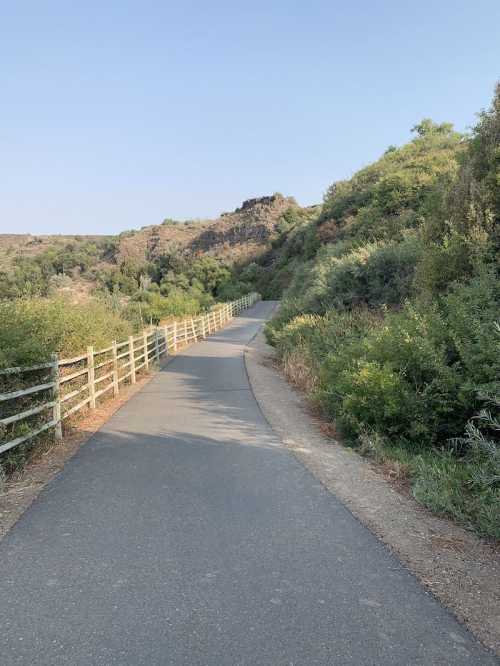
1 1 499 235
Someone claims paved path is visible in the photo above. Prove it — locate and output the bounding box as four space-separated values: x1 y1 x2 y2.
0 301 497 665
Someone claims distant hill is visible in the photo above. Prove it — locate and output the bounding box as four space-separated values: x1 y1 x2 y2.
0 194 300 267
114 194 299 265
0 194 309 301
0 234 112 272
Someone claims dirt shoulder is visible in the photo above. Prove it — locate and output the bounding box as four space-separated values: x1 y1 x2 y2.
245 328 500 656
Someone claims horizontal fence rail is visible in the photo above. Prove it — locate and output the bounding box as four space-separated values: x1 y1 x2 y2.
0 293 260 457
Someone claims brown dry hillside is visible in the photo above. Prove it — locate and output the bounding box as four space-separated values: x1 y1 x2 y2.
0 234 112 272
115 194 298 264
0 194 298 271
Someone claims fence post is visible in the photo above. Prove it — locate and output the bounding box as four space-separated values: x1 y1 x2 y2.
190 318 197 341
112 340 119 397
154 329 160 365
129 336 136 384
143 330 149 371
163 325 169 354
51 353 63 440
173 321 178 352
87 345 96 409
200 316 206 338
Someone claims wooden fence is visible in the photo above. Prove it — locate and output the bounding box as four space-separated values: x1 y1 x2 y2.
0 293 260 457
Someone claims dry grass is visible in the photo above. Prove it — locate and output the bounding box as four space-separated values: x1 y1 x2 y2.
282 349 317 393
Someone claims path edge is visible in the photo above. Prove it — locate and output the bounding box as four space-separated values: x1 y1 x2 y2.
244 324 500 657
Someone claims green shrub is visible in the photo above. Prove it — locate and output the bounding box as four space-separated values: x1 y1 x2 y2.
216 280 252 302
364 236 422 305
275 278 499 452
320 120 462 242
264 85 500 537
331 361 417 442
413 391 499 538
124 288 207 327
0 297 133 367
269 314 325 361
412 451 499 539
289 236 422 314
316 298 491 448
443 271 500 391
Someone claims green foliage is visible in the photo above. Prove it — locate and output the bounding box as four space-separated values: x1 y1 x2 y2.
216 280 252 302
320 120 462 242
275 270 499 449
318 304 462 446
294 236 422 313
124 289 205 328
191 257 232 294
0 239 117 299
267 84 500 536
443 272 500 390
239 206 321 299
0 297 132 367
413 390 500 538
95 249 237 324
452 83 500 240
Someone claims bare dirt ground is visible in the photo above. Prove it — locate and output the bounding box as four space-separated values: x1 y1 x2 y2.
245 329 500 656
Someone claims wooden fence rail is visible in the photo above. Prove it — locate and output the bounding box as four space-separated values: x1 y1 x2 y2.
0 293 260 457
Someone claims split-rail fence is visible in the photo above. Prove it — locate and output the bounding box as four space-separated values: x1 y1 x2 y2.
0 293 260 457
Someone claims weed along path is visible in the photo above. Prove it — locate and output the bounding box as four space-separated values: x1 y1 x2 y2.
0 302 497 665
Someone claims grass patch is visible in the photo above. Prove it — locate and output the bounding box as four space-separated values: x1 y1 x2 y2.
358 429 499 539
268 314 500 540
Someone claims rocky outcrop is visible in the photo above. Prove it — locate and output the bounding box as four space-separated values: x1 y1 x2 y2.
115 194 299 265
0 194 301 272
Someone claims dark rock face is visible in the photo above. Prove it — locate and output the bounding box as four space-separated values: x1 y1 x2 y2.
189 194 297 257
116 194 299 265
235 194 294 212
0 195 301 272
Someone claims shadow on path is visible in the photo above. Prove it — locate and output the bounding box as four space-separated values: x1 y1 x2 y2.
0 302 497 665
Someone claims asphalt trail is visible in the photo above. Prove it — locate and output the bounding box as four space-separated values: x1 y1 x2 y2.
0 301 497 665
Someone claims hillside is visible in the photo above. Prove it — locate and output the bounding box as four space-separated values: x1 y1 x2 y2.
260 89 500 538
0 234 112 272
117 194 299 264
1 89 498 541
0 194 298 278
0 194 306 356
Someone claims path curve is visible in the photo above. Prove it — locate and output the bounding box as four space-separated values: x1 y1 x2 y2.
0 301 497 665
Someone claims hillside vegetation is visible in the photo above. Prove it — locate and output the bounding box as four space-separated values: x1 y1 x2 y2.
262 87 500 538
1 87 498 539
0 194 296 303
0 195 300 366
